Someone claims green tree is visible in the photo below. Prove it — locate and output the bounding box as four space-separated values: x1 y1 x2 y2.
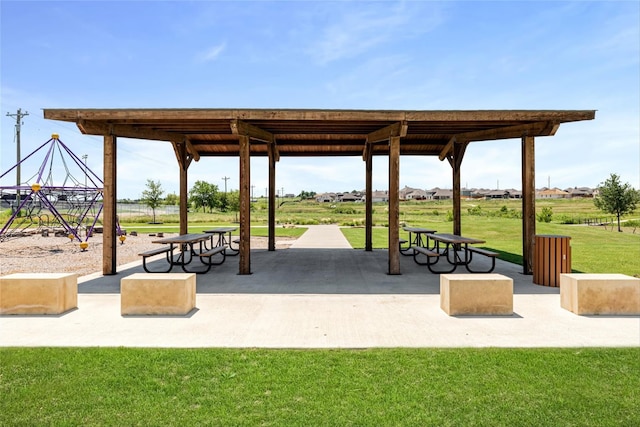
218 193 229 212
298 190 317 199
594 173 640 232
537 207 553 223
226 190 240 212
164 193 179 206
189 180 219 213
141 179 164 223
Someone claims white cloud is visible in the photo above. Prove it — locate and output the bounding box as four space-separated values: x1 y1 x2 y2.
308 3 443 64
196 42 226 63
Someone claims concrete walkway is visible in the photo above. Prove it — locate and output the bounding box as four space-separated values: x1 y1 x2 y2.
1 225 639 348
289 224 352 248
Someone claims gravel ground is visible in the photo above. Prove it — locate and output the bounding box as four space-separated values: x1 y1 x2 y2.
0 232 295 277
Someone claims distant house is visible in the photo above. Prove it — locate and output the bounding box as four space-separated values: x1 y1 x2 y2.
565 187 593 198
484 190 510 200
468 188 486 198
505 189 522 199
536 188 570 199
461 188 474 198
365 190 389 203
468 188 521 199
339 193 361 202
315 193 336 203
429 188 453 200
400 186 427 200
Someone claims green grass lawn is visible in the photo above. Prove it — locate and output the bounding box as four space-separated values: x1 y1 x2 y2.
2 200 638 425
341 217 640 277
68 198 640 277
1 348 638 426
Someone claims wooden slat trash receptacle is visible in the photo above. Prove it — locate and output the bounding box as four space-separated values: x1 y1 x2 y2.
533 235 571 287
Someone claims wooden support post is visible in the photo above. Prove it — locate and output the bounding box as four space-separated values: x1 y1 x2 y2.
268 144 276 251
522 135 536 275
365 146 373 251
239 135 251 274
452 150 462 238
388 136 400 274
171 140 193 235
103 135 117 275
450 142 467 238
179 146 188 235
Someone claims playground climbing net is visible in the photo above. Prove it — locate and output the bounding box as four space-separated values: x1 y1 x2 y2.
0 134 117 244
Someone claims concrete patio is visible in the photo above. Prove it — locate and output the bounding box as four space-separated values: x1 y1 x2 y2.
1 226 638 348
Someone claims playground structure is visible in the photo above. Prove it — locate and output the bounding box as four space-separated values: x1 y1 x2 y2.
0 134 122 246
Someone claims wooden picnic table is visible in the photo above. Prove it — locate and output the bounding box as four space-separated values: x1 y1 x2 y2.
400 226 437 255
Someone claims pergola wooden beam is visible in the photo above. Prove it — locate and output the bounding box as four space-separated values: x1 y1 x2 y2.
171 138 201 171
230 119 274 143
231 119 279 161
438 121 556 161
366 121 408 144
42 108 595 277
78 121 200 162
439 136 458 162
46 108 595 123
363 121 407 160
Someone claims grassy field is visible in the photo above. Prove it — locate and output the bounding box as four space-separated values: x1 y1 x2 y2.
113 198 639 276
1 199 638 425
2 197 638 275
1 347 638 426
342 217 640 276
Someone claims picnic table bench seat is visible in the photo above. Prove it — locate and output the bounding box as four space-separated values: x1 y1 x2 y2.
412 245 441 265
139 246 175 273
178 245 228 274
466 247 498 273
467 247 499 258
197 245 227 266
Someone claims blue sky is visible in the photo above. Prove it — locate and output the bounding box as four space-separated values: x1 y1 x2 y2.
1 0 638 199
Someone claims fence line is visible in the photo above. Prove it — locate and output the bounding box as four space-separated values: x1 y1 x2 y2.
117 203 180 216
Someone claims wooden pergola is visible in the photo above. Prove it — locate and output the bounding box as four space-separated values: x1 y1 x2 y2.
43 109 595 276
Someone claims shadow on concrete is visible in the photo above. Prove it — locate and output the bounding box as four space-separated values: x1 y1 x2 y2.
78 248 560 296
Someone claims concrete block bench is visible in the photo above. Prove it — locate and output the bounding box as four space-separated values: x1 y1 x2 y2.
0 273 78 315
120 273 196 316
560 273 640 315
440 273 513 316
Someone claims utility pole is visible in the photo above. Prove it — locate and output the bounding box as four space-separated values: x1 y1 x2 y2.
6 108 28 212
251 185 255 201
222 176 230 194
